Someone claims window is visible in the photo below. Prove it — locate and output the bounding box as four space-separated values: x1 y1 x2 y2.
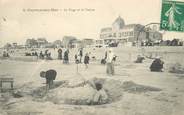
118 33 121 37
130 32 134 36
124 32 127 37
122 32 124 37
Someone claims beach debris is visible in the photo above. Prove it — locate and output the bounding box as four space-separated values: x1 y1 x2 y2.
168 63 184 74
122 81 162 93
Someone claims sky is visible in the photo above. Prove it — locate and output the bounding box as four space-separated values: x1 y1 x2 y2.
0 0 184 46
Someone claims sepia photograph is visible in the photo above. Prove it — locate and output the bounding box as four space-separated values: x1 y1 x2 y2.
0 0 184 115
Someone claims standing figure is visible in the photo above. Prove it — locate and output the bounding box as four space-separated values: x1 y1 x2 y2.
34 51 38 58
58 48 62 60
63 49 69 64
84 53 90 69
45 49 49 59
78 48 83 63
46 52 52 60
106 48 115 76
39 51 44 59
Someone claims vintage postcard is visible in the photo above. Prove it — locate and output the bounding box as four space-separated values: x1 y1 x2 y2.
0 0 184 115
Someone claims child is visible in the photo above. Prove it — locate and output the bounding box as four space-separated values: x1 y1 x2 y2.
84 53 90 69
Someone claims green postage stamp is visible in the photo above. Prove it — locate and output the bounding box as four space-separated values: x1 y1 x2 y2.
160 0 184 32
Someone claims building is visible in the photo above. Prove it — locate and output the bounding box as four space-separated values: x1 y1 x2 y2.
62 36 77 48
37 38 48 48
53 40 62 48
12 43 18 48
100 16 162 46
70 39 82 48
25 38 38 48
81 38 94 48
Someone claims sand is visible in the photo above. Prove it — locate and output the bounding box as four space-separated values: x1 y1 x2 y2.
0 47 184 115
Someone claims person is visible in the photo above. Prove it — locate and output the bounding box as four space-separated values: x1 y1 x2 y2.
32 52 35 56
40 69 57 89
92 82 108 105
3 51 9 57
46 52 52 60
34 51 38 58
75 54 79 64
84 53 90 69
58 48 62 60
45 49 49 59
39 51 44 59
101 51 107 65
101 58 106 65
106 48 115 76
112 55 117 62
134 55 145 63
150 56 164 72
85 79 108 105
63 49 69 64
78 48 83 63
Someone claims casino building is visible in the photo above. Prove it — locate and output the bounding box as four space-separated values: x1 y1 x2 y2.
100 16 162 46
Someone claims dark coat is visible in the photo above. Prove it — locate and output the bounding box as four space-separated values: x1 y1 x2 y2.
45 69 57 84
150 59 164 72
84 56 90 64
64 51 69 61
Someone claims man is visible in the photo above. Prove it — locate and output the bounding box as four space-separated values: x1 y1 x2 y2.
150 56 164 72
40 69 57 89
106 48 115 75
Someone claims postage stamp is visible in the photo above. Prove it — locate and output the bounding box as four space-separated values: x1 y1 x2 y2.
160 0 184 32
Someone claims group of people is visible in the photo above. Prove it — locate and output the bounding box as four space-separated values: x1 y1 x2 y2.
39 48 166 105
100 48 117 76
57 48 70 64
40 69 108 104
74 48 90 69
38 50 52 60
2 51 10 58
134 54 164 72
103 48 165 76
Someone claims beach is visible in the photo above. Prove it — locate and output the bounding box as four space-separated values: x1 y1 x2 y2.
0 47 184 115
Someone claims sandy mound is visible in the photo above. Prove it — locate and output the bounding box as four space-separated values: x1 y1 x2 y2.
46 84 96 105
122 81 162 93
45 78 123 105
6 78 161 107
103 79 123 102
